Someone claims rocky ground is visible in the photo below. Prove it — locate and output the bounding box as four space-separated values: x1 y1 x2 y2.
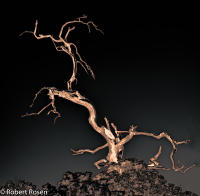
0 158 198 195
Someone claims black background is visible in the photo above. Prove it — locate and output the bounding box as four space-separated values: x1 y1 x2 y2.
1 2 200 194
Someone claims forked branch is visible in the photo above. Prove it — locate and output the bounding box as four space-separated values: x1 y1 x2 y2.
22 86 196 172
20 15 103 90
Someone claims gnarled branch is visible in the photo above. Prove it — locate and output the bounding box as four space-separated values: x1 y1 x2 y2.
71 143 108 155
21 17 196 173
20 15 103 90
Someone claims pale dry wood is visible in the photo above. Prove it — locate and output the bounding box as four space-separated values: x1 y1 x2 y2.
111 122 119 137
148 146 162 167
20 15 103 90
21 17 197 172
104 117 111 131
71 143 108 155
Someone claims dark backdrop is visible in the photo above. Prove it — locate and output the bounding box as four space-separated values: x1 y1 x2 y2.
1 3 200 194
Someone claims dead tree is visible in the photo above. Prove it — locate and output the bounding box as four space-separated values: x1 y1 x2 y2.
21 16 196 173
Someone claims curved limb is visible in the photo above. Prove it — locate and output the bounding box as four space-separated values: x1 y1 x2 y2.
104 117 111 131
69 42 95 80
132 131 193 172
170 149 196 173
28 87 51 108
117 125 138 146
148 145 162 167
147 145 169 170
71 143 108 155
117 127 194 173
94 159 107 169
58 15 103 39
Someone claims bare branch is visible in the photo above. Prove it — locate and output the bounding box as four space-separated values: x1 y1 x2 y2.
47 96 61 124
181 164 196 173
70 42 95 79
148 146 164 168
117 125 137 146
21 17 196 173
151 146 162 164
20 20 60 43
169 149 196 173
71 143 108 155
20 16 102 90
111 122 119 137
21 102 52 118
64 27 76 41
22 87 61 123
104 117 111 130
29 87 50 108
117 128 193 173
59 15 103 39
